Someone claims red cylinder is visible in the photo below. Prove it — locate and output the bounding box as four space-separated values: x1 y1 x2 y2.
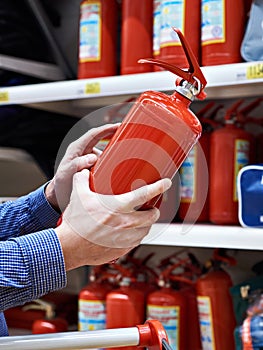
209 121 255 224
201 0 245 66
147 285 187 350
178 131 210 223
196 270 236 350
77 0 118 79
121 0 153 75
106 278 145 350
32 318 68 334
78 280 112 331
183 285 202 350
90 91 202 209
159 0 201 68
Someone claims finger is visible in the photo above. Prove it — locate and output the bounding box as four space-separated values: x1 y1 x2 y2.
92 147 103 157
76 153 98 172
117 178 172 211
74 124 120 155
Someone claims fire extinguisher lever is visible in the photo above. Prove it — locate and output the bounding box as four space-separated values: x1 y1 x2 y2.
138 28 207 100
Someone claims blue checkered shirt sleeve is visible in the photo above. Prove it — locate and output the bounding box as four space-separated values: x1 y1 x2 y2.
0 184 67 336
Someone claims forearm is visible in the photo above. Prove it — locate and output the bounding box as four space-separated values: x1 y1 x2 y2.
0 184 60 240
0 229 66 312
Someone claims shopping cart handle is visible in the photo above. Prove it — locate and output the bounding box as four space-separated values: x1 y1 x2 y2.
137 319 169 350
0 319 170 350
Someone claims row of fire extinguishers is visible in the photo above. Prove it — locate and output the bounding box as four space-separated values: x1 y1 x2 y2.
78 247 238 350
176 98 263 226
78 0 251 79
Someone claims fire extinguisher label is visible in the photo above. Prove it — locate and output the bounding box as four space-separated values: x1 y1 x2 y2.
201 0 225 46
78 299 106 331
79 2 101 62
147 304 180 350
234 140 250 201
160 0 185 49
180 146 197 203
197 296 216 350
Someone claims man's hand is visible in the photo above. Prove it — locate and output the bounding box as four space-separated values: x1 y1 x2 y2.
45 124 119 212
55 169 172 270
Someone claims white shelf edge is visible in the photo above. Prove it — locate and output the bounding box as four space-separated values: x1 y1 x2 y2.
0 61 263 107
143 223 263 251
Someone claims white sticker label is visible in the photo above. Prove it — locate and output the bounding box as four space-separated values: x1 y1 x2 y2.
197 296 215 350
78 299 106 331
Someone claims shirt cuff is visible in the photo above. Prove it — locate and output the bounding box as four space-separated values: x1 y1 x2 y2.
28 183 60 229
15 229 67 299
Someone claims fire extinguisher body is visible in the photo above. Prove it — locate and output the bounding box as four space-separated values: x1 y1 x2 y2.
147 287 187 350
121 0 153 75
201 0 245 66
159 0 201 68
196 270 236 350
78 0 118 79
78 281 111 331
106 280 145 350
90 91 202 209
179 131 210 222
182 285 202 350
209 123 254 224
32 318 68 334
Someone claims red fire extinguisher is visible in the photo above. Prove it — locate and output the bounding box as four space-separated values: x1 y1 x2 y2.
158 0 201 69
209 100 255 225
196 249 237 350
121 0 153 75
90 28 207 211
178 102 222 223
147 260 189 350
77 0 119 79
106 267 145 350
78 266 114 331
23 299 68 334
201 0 245 66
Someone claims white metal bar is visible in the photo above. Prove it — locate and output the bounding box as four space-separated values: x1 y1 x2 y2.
0 327 140 350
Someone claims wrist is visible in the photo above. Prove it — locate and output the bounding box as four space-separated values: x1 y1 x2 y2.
45 180 61 213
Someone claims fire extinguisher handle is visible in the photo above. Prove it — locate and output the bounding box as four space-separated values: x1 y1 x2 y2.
138 27 207 99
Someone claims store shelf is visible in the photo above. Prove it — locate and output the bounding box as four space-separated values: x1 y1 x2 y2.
0 61 263 116
143 223 263 251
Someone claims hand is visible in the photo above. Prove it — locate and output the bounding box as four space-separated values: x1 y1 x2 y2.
45 124 119 212
55 169 172 270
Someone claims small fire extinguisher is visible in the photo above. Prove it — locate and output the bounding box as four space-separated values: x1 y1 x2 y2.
90 28 207 211
158 0 201 69
209 100 255 225
106 265 145 350
178 102 222 223
201 0 245 66
78 266 114 331
121 0 153 75
77 0 119 79
196 249 237 350
147 260 189 350
23 299 68 334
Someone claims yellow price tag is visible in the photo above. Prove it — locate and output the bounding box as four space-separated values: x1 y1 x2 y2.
0 91 9 102
246 63 263 80
85 82 101 94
